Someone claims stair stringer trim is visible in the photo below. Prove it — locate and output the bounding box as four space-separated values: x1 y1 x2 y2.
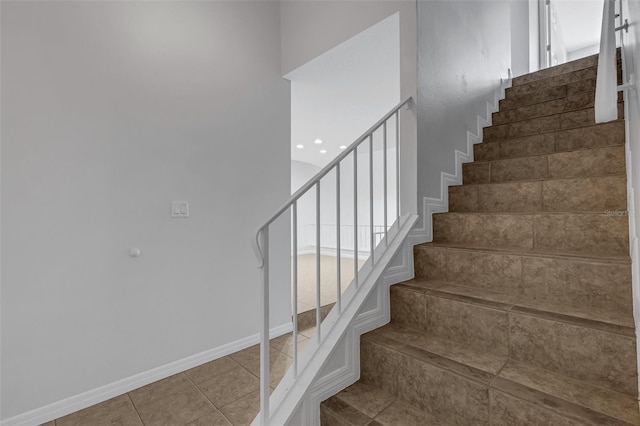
254 214 419 426
296 238 413 426
411 77 512 243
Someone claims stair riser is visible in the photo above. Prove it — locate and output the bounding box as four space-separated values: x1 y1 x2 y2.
490 390 626 426
501 78 600 111
391 286 509 354
511 55 598 87
483 104 624 142
507 66 622 98
415 246 522 295
414 245 632 313
450 176 627 213
497 90 623 124
493 92 594 125
464 146 625 184
432 213 629 256
509 313 638 396
360 340 490 425
474 121 625 162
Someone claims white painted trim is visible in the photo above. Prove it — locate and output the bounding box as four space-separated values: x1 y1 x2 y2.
411 77 512 243
0 323 292 426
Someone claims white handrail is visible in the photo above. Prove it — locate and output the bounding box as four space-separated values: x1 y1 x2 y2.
253 97 411 247
252 96 412 425
595 0 619 123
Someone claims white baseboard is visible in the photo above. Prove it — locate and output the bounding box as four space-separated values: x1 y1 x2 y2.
411 76 512 243
1 323 292 426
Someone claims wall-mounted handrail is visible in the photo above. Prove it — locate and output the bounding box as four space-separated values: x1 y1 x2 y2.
252 96 412 425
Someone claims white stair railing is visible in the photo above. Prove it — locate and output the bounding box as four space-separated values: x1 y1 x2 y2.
252 97 412 425
595 0 634 123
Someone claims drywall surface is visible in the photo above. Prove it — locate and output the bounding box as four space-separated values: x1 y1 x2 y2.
417 0 511 201
288 13 400 168
281 0 417 217
1 1 290 420
511 0 531 77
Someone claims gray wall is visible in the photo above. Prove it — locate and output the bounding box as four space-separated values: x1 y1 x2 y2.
417 0 512 202
1 1 290 420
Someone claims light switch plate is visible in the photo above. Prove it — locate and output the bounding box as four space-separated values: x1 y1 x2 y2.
171 201 189 218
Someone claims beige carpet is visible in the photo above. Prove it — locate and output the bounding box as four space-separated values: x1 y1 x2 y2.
294 254 365 313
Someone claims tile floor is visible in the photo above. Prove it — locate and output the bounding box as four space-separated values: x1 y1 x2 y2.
43 326 315 426
41 254 365 426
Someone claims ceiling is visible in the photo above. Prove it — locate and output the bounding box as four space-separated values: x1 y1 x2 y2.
553 0 604 52
286 13 400 167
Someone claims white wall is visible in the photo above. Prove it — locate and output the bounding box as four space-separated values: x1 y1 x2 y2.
417 0 511 201
1 1 290 421
511 0 532 77
281 1 418 218
288 13 400 167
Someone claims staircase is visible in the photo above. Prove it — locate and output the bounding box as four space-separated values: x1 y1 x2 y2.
320 54 640 425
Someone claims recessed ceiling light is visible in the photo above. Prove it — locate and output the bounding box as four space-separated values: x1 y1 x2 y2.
296 144 304 149
314 139 323 144
320 149 327 154
339 145 347 150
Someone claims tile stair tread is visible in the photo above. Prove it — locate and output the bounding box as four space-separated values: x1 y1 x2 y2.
479 121 625 147
418 241 631 263
507 64 622 96
322 381 446 426
485 100 625 127
508 61 622 93
482 115 626 143
467 143 624 166
451 172 626 187
494 359 640 425
359 323 639 425
363 323 507 381
492 91 616 125
395 279 635 334
501 79 596 110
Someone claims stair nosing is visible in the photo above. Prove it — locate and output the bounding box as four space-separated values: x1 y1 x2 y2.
362 324 637 425
416 242 631 263
508 61 621 92
464 144 623 167
395 279 635 335
362 327 503 386
491 375 638 426
500 80 596 110
479 119 625 146
451 173 627 188
491 101 622 127
482 117 626 144
492 90 610 125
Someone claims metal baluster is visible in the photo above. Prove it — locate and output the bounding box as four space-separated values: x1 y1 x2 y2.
315 182 321 343
259 228 270 425
292 202 298 377
369 135 374 263
336 165 342 313
353 149 358 288
395 111 400 221
383 121 388 244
